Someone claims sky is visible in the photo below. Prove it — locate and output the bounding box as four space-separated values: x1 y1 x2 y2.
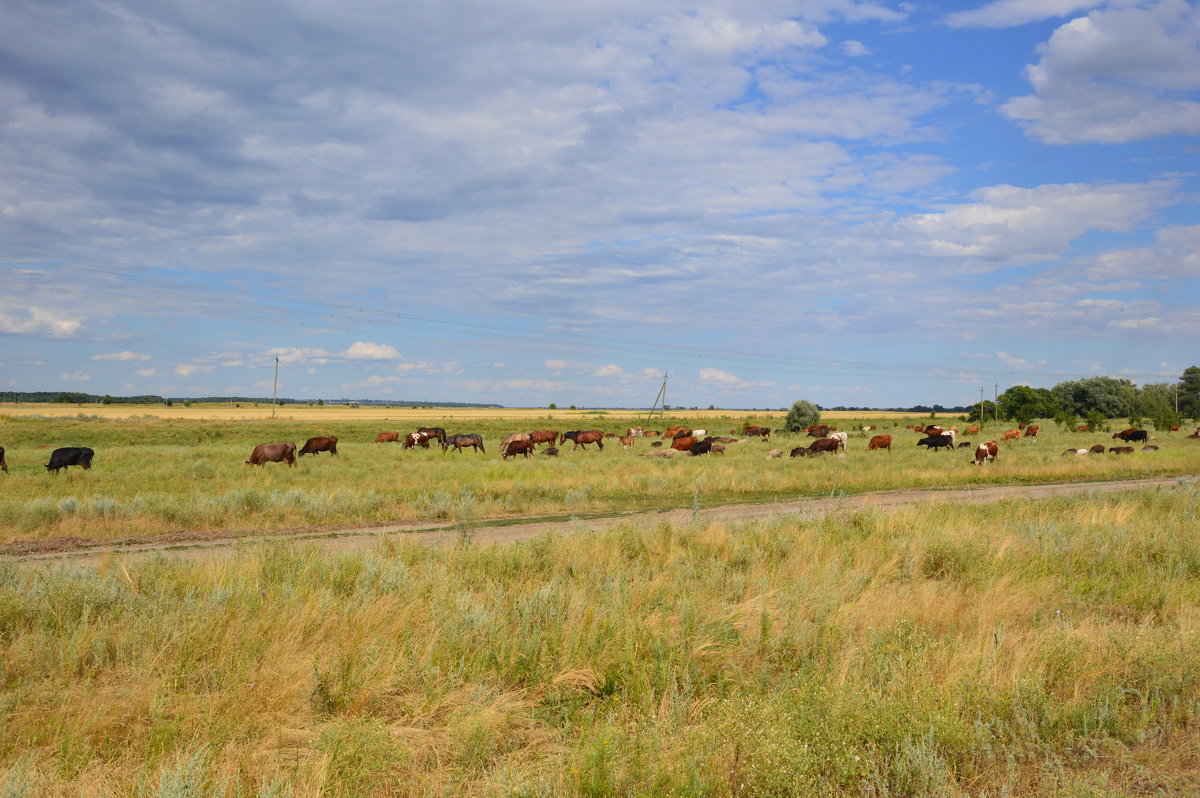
1 0 1198 408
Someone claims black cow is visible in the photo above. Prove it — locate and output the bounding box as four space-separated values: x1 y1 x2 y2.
956 441 973 449
689 439 714 456
0 446 6 473
46 447 94 474
917 434 954 452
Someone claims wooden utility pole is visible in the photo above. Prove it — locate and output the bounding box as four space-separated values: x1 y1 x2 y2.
271 355 279 419
646 373 668 422
980 386 985 427
994 382 999 425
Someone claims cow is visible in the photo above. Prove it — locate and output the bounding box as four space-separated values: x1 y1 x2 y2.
1169 425 1180 433
807 438 841 454
626 427 644 438
0 446 6 474
375 432 399 443
743 425 771 438
1089 444 1106 454
828 431 848 451
917 434 955 452
1062 448 1089 456
500 432 532 449
805 424 832 438
542 447 559 457
956 441 973 449
767 449 783 458
715 436 736 443
1109 446 1134 455
650 441 663 447
1000 430 1021 442
502 439 536 459
789 446 810 458
418 427 447 443
563 430 605 450
442 434 485 454
618 436 635 449
1113 429 1149 443
966 425 980 435
298 436 338 456
971 441 999 465
644 430 660 437
1189 428 1200 439
861 425 877 432
711 444 726 454
1023 425 1039 438
530 430 559 447
867 434 892 452
245 443 295 467
1077 425 1090 433
45 446 95 474
670 436 697 451
689 439 714 456
690 428 708 438
663 426 690 439
403 431 432 449
1142 445 1160 452
922 425 944 436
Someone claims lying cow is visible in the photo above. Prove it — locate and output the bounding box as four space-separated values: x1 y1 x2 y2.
46 446 95 474
246 442 296 467
1109 446 1134 454
971 441 999 465
689 439 714 456
299 436 338 456
1089 444 1106 454
1062 448 1089 456
0 446 6 474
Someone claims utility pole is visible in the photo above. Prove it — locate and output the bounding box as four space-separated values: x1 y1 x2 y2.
994 382 999 425
980 386 985 428
646 373 668 422
271 355 279 419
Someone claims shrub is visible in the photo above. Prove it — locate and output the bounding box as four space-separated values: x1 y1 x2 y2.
784 399 820 431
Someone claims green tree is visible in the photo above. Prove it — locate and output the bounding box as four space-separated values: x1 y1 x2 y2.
1179 366 1200 420
1051 376 1137 418
966 400 996 423
548 403 557 409
101 395 114 405
1083 408 1109 434
997 385 1059 425
784 399 821 431
1136 383 1179 430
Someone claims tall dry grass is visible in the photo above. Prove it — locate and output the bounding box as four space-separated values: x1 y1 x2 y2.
1 487 1198 795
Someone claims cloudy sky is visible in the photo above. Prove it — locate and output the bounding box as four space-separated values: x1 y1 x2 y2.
2 0 1198 408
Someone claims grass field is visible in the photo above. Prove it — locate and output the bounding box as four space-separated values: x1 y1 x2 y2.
1 410 1197 545
2 488 1198 796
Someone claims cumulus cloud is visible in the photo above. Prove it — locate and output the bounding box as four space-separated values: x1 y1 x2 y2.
60 371 90 381
0 306 82 339
136 368 157 377
698 367 771 389
945 0 1103 29
266 342 400 364
996 351 1047 368
594 364 624 377
1002 2 1200 143
174 364 213 376
841 39 872 56
91 350 152 361
343 341 401 360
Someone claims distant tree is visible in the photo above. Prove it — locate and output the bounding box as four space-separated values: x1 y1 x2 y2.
997 385 1059 425
1052 377 1137 418
1083 407 1110 434
569 404 577 410
1179 366 1200 420
548 403 557 409
966 400 996 423
1136 383 1178 430
317 398 325 406
101 395 114 405
784 399 820 431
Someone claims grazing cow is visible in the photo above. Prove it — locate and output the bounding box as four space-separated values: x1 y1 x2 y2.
502 439 536 459
966 425 980 435
542 447 559 457
971 441 999 465
0 446 6 474
807 438 841 454
500 432 532 449
743 425 772 438
805 424 832 438
1023 425 1039 438
1077 425 1090 433
563 430 606 450
663 426 689 439
1142 445 1160 452
375 432 399 443
403 431 432 449
245 443 295 467
1112 429 1149 443
829 431 848 451
618 436 635 449
650 441 663 448
1000 430 1021 442
690 439 714 456
956 441 973 449
442 434 485 454
867 434 892 452
530 430 559 447
767 449 783 458
1109 446 1134 455
45 446 95 474
1089 444 1106 454
626 427 644 438
917 434 955 452
299 436 338 456
670 436 698 451
1189 428 1200 439
789 446 810 457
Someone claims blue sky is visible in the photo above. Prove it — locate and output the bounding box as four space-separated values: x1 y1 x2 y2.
1 0 1198 408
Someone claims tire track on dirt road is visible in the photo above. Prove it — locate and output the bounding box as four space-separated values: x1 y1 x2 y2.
6 475 1197 568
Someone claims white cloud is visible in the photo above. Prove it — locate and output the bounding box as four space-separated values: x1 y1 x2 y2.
136 368 157 377
945 0 1102 29
60 371 90 381
92 350 152 362
698 367 771 389
174 364 214 376
594 364 624 377
1002 2 1200 143
0 306 82 339
996 351 1047 368
841 39 871 56
343 341 401 360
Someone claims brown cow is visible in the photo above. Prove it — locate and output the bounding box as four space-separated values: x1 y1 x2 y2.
743 425 771 438
966 425 980 435
650 441 663 447
867 434 892 452
563 430 605 450
1000 430 1021 442
663 426 689 439
375 432 399 443
670 436 697 451
1023 424 1039 438
805 424 831 438
403 431 432 449
618 436 635 449
1169 425 1180 432
644 430 660 437
922 425 944 436
1109 446 1134 454
711 444 726 454
246 442 296 467
807 438 841 454
971 441 999 465
500 432 532 449
1089 444 1106 454
299 436 338 456
502 439 536 459
418 427 447 443
1112 428 1148 443
1077 425 1090 433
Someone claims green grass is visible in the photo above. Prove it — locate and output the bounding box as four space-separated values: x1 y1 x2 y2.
1 488 1199 795
0 414 1197 543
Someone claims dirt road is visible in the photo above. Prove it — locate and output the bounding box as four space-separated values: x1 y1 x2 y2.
6 475 1195 567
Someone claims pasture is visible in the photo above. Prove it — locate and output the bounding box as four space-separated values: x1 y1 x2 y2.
1 410 1198 545
2 488 1199 796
